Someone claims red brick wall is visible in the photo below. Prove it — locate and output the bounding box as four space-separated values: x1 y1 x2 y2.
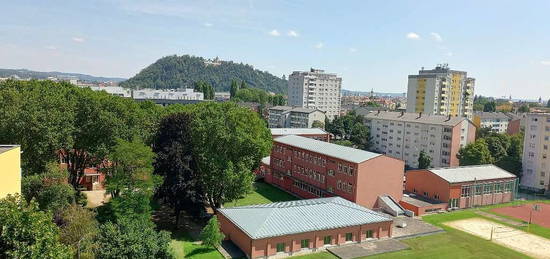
355 156 404 208
399 200 448 216
405 170 451 202
218 213 252 257
507 119 521 135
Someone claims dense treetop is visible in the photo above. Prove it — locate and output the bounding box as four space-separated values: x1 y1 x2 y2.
120 55 287 94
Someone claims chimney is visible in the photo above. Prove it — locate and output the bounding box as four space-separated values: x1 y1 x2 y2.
417 112 422 119
400 111 404 117
446 115 451 121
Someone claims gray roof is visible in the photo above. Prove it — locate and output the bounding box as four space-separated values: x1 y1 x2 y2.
269 106 294 111
427 165 517 183
270 128 328 136
274 135 381 163
261 156 270 166
364 111 468 126
0 145 19 155
218 197 392 239
290 107 323 114
474 112 512 121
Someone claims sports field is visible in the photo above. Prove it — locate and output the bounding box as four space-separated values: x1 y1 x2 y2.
444 218 550 259
492 203 550 228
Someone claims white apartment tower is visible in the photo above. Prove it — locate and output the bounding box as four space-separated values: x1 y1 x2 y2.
288 68 342 120
406 64 475 119
521 113 550 193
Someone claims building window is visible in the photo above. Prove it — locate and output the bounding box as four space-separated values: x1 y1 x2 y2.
328 169 335 176
276 243 285 253
345 233 353 242
300 239 309 249
475 185 482 195
365 230 374 239
323 236 332 245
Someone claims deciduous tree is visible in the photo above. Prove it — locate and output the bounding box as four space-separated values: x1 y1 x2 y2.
457 139 494 166
418 151 432 169
200 216 224 248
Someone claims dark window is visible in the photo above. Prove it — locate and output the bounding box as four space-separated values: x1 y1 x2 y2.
276 243 285 252
345 233 353 241
300 239 309 249
323 236 332 245
365 230 373 238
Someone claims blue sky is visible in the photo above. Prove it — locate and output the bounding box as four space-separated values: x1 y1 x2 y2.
1 0 550 99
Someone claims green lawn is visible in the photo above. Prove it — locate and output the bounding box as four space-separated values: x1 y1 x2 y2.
169 230 224 259
224 181 298 208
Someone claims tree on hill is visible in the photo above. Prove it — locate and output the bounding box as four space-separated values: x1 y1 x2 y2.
230 80 239 98
418 151 432 169
120 55 287 94
200 216 224 248
457 139 494 166
518 104 530 112
483 101 496 112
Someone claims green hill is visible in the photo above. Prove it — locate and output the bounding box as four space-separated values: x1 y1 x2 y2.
120 55 287 94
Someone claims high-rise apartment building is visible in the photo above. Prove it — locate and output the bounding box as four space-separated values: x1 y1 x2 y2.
521 113 550 193
364 111 476 168
288 68 342 120
406 64 475 119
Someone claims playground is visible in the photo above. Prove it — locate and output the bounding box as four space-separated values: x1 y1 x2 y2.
444 217 550 259
491 203 550 228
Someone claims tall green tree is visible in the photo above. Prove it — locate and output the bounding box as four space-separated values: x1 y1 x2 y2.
483 101 496 112
230 79 239 98
153 113 205 225
418 151 432 169
312 120 325 129
96 217 173 259
457 139 494 166
518 104 530 112
56 205 99 259
200 216 224 248
186 102 272 209
0 195 71 259
326 111 370 150
21 163 75 213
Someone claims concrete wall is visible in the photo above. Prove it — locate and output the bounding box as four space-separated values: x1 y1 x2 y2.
0 146 21 198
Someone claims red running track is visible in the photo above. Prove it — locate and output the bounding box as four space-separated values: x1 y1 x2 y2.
491 203 550 228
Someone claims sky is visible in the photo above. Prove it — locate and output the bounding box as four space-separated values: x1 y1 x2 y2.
1 0 550 99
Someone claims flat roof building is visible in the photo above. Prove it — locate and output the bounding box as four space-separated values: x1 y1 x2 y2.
268 106 326 129
521 113 550 193
266 135 405 213
402 165 518 215
270 128 331 142
218 197 393 259
363 111 476 168
0 145 21 199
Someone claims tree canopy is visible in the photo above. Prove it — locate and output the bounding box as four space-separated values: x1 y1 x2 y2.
326 111 370 150
418 151 432 169
457 139 494 166
200 216 224 248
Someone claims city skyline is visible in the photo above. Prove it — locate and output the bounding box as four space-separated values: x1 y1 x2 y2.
1 0 550 99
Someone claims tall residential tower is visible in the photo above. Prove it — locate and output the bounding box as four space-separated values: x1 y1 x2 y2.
288 68 342 120
406 64 475 119
521 113 550 193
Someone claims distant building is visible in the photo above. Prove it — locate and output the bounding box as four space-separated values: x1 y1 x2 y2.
203 56 222 66
218 197 393 259
87 86 132 97
266 135 405 212
288 68 342 120
406 64 475 119
267 106 326 128
0 145 21 198
363 111 476 168
403 165 518 215
521 113 550 193
132 88 203 100
270 128 331 142
214 92 231 101
472 112 519 134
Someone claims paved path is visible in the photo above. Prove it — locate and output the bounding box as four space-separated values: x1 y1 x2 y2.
328 239 409 259
475 210 527 227
392 216 444 239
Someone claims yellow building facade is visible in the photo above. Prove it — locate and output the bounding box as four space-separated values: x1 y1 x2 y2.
0 145 21 199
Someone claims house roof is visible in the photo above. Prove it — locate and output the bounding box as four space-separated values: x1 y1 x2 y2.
290 107 323 114
269 106 294 111
270 128 328 136
0 145 19 155
427 165 516 183
274 135 381 163
218 197 392 239
364 111 468 127
474 112 512 121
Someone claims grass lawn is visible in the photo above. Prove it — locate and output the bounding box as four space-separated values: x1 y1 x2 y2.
224 181 298 208
169 230 224 259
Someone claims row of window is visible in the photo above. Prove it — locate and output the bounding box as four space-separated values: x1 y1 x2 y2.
337 163 355 176
272 157 284 168
293 165 325 183
293 180 325 197
293 150 326 167
274 231 374 253
336 180 353 193
460 181 514 197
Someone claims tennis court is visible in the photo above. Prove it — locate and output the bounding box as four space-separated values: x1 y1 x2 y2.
491 203 550 228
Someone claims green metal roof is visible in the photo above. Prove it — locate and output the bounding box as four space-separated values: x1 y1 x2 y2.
218 197 392 240
274 135 381 163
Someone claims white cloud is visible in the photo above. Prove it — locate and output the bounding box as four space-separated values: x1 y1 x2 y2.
349 47 357 53
314 42 324 49
406 32 420 40
45 45 57 50
203 22 213 27
287 30 299 37
269 29 280 36
430 32 443 42
447 52 454 57
541 60 550 66
72 37 85 43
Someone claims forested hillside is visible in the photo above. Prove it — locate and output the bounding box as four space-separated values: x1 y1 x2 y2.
121 55 287 94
